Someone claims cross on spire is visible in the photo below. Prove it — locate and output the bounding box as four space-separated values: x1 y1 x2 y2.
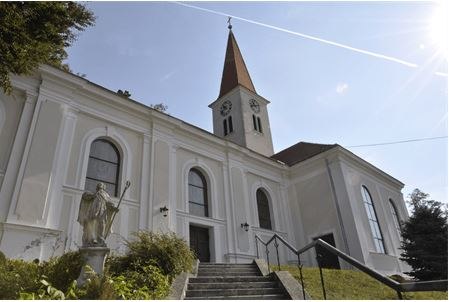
227 17 232 30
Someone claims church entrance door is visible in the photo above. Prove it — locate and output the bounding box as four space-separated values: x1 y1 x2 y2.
313 233 340 269
189 225 210 262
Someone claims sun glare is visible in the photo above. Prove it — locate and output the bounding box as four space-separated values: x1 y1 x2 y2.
429 1 448 59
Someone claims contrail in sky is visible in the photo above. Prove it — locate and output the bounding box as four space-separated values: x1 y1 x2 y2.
173 1 447 77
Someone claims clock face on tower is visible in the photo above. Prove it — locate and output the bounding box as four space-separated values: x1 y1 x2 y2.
220 100 232 116
249 99 260 113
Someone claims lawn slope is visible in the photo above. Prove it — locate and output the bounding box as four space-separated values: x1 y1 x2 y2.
276 265 447 300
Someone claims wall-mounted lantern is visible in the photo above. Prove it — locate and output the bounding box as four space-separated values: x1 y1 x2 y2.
241 222 250 232
160 206 169 217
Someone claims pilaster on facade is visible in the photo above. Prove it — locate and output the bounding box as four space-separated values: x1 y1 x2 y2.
7 92 45 224
0 92 37 222
325 158 351 256
168 143 179 232
240 167 252 254
220 159 235 260
279 181 299 263
45 105 79 229
147 129 156 231
139 133 151 230
224 152 239 262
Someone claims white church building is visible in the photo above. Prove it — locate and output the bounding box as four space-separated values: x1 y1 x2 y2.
0 28 410 275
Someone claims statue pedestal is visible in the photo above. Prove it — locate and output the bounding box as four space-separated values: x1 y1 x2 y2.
77 246 110 286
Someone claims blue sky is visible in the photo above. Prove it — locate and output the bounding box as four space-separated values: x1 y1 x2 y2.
66 1 448 204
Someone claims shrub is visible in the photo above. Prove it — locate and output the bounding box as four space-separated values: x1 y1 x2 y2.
0 251 83 299
75 263 170 300
1 231 192 299
19 279 74 300
41 251 84 292
0 259 41 299
77 266 116 300
110 264 169 299
111 231 194 281
0 251 6 265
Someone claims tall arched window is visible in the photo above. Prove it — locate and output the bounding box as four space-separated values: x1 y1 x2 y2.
85 139 121 196
223 119 228 136
228 116 233 133
252 115 257 131
188 168 209 217
257 189 272 230
361 186 386 253
389 199 402 234
223 117 233 136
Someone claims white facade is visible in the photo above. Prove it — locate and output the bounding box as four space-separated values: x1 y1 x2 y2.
0 33 410 275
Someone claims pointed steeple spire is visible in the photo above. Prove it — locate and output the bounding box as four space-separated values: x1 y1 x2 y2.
218 26 256 98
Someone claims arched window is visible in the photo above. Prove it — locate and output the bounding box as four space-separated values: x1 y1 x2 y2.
389 199 402 234
361 186 386 253
252 115 263 133
85 139 121 197
223 119 228 136
228 116 233 133
188 168 209 217
223 117 233 136
257 188 272 230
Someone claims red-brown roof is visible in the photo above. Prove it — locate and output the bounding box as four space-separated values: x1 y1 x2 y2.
218 30 256 98
271 142 338 166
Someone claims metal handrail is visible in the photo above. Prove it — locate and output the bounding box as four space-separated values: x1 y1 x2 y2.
255 233 448 300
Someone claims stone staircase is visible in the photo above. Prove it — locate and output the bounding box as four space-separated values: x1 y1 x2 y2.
184 262 290 300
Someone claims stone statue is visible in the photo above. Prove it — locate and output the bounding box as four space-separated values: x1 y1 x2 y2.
77 183 118 247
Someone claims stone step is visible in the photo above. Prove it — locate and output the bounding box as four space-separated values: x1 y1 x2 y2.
197 271 261 277
197 268 260 274
188 281 279 290
199 263 254 267
198 265 259 269
185 293 287 300
185 287 284 298
189 276 274 283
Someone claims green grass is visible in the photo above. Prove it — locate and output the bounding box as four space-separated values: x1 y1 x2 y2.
273 265 447 300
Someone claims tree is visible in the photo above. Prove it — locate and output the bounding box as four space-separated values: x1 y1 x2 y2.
400 189 447 280
0 2 95 93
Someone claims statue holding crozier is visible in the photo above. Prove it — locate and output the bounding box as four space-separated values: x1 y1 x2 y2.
77 181 130 285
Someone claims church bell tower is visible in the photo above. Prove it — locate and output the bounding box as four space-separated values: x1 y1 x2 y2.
209 24 274 157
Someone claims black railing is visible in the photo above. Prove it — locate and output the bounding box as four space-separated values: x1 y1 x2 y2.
255 233 447 300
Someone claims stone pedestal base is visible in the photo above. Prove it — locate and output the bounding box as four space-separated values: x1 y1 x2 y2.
77 246 110 286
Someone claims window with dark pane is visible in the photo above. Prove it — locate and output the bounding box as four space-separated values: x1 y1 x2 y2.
257 117 262 133
389 199 402 234
228 116 233 133
257 188 272 230
85 139 120 197
361 186 386 253
252 115 263 133
223 119 228 136
188 168 209 217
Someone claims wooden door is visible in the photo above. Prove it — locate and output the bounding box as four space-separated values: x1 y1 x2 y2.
313 233 340 269
189 225 210 262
